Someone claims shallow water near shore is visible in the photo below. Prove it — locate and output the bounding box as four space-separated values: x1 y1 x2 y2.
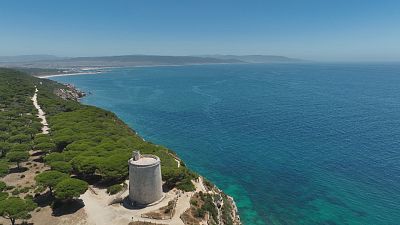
50 63 400 225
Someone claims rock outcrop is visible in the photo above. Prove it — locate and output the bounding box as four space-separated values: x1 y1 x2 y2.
54 83 86 101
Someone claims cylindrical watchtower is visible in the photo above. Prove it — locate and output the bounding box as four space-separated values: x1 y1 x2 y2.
128 151 163 205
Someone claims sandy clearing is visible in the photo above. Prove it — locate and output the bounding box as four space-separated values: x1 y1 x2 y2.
81 178 208 225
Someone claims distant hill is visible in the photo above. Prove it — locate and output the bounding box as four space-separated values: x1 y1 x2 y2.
0 54 305 70
0 55 243 68
63 55 243 65
0 54 63 63
203 55 305 63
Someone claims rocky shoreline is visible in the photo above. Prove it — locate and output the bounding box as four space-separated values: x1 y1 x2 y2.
54 83 87 101
180 177 241 225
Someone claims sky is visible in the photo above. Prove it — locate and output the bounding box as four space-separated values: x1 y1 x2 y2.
0 0 399 61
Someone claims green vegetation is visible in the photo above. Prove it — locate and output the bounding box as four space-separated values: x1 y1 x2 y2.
32 69 196 190
14 67 66 77
0 68 196 189
0 161 8 177
6 151 29 169
41 106 196 187
0 181 6 191
221 194 234 225
106 183 123 195
8 134 31 144
48 161 72 174
34 171 69 195
0 68 200 222
0 68 41 174
199 192 219 223
0 197 36 225
189 191 219 224
0 192 8 201
54 178 88 201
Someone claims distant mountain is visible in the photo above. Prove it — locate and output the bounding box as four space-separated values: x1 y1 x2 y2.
0 54 64 63
0 55 243 68
0 54 305 70
64 55 243 65
203 55 305 63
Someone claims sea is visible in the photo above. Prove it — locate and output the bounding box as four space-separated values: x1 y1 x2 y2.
50 63 400 225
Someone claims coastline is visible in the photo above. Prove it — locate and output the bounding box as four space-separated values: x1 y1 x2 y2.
37 62 243 78
48 75 242 225
39 71 101 78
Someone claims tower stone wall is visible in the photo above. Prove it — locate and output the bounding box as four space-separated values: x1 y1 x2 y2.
128 151 163 205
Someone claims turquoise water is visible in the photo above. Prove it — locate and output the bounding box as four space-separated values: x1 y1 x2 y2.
51 64 400 225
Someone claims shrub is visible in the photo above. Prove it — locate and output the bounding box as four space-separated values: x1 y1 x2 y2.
0 191 8 200
106 184 123 195
19 187 30 193
0 181 6 192
195 208 206 218
11 189 20 195
176 178 195 192
34 185 46 194
5 185 15 191
190 199 198 206
0 162 8 177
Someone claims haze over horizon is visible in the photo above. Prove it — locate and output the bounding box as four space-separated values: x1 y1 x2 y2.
1 0 400 62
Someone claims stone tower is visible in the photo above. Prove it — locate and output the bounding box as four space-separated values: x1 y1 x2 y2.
128 151 163 205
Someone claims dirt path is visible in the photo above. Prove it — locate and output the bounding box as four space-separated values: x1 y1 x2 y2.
31 87 50 134
175 158 181 168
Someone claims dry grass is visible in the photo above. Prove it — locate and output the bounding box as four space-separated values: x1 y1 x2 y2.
2 150 49 198
180 209 201 225
141 199 177 220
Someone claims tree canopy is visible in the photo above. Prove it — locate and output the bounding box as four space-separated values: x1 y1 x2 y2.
12 144 31 152
8 134 31 144
34 141 56 153
35 170 69 194
6 151 29 169
49 161 72 174
0 197 36 225
54 178 88 200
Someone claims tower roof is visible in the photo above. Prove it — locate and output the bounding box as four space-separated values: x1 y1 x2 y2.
129 151 160 167
130 156 158 165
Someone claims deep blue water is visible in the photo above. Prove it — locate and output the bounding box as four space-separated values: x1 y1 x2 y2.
50 64 400 225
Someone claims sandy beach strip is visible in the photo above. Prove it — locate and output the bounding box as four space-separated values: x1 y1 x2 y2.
38 71 101 78
38 63 237 79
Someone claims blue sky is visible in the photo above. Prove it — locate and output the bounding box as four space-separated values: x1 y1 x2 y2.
0 0 399 61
